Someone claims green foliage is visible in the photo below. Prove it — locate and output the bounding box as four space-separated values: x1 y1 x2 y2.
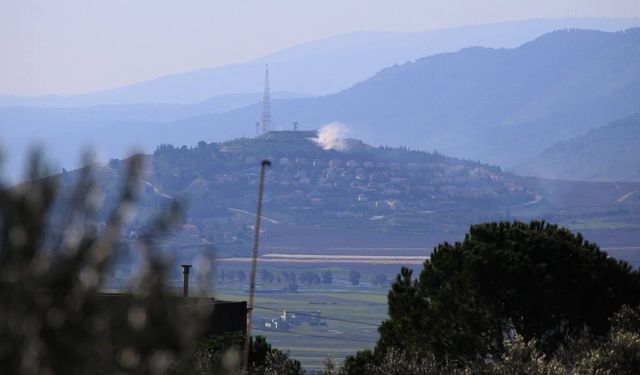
108 158 122 172
577 330 640 375
321 270 333 285
345 305 640 374
319 355 340 375
0 153 214 374
472 306 640 374
257 349 304 375
172 331 243 374
347 221 640 372
246 335 303 375
342 349 451 375
175 333 303 375
573 305 640 375
300 271 321 285
371 274 388 287
260 269 274 284
473 336 565 375
349 270 361 286
341 349 375 375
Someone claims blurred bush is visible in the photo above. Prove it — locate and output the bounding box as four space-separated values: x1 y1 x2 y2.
0 153 210 374
0 153 303 375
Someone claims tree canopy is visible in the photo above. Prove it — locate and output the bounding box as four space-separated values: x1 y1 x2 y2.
368 221 640 366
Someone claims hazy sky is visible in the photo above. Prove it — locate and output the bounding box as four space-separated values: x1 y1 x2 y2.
1 0 639 96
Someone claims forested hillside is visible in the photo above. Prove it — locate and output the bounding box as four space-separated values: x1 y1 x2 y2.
516 115 640 181
51 130 635 260
142 131 533 252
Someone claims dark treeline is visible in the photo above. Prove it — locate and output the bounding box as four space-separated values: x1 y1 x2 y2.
338 221 640 375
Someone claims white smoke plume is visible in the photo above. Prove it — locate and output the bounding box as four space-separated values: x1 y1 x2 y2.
311 122 351 151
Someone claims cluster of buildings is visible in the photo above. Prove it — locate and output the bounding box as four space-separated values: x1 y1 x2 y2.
256 153 531 215
260 309 326 331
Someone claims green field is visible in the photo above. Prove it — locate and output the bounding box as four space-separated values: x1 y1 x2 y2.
215 285 388 371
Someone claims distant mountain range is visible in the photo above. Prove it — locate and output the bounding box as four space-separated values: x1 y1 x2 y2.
157 27 640 168
3 19 640 182
2 17 639 106
516 115 640 182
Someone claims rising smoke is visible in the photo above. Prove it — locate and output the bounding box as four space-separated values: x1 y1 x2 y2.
311 122 351 151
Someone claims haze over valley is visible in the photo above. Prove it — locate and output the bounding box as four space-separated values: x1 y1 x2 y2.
3 6 640 371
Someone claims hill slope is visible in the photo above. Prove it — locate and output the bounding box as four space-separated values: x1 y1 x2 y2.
177 28 640 167
515 115 640 182
99 131 536 254
49 131 640 258
0 91 308 180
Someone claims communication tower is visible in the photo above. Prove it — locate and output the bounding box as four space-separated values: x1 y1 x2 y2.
260 65 272 134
